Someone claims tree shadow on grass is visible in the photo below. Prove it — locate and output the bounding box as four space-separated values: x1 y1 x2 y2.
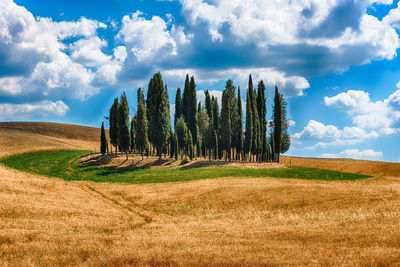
79 157 173 177
180 160 232 169
81 154 113 166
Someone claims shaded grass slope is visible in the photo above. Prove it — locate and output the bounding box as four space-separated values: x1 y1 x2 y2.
1 150 371 184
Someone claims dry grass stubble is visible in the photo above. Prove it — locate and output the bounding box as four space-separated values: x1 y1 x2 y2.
1 122 400 265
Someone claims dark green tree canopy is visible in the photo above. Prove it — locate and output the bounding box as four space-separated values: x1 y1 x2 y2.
220 89 231 154
236 86 244 156
100 122 107 155
147 72 170 158
204 90 212 119
130 117 136 151
174 87 182 127
117 92 131 158
212 96 219 132
273 86 283 160
187 76 198 144
175 117 188 150
135 90 148 158
244 86 253 156
257 80 267 161
182 74 190 121
109 97 119 150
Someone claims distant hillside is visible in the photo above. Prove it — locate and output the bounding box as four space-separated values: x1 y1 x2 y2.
281 156 400 177
0 121 102 141
0 121 101 156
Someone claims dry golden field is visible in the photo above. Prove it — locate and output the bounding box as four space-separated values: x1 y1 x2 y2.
1 122 400 266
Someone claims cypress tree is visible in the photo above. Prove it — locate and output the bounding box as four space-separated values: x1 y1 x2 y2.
212 96 219 131
251 84 260 162
244 86 253 161
135 92 148 160
205 123 213 161
182 74 190 121
281 96 291 154
213 129 218 160
174 133 179 160
174 88 182 127
175 117 188 159
100 122 107 155
273 86 282 162
137 87 144 103
196 105 209 158
187 130 193 160
169 129 174 158
147 72 171 159
257 80 267 162
118 92 131 160
130 117 136 153
109 97 119 155
220 90 231 161
225 80 238 160
236 87 243 161
164 85 172 156
205 90 212 118
269 131 275 162
187 76 198 145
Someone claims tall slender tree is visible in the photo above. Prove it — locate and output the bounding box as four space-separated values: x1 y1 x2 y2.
100 122 107 155
220 90 231 161
213 129 218 160
176 117 188 159
118 92 130 160
135 91 148 160
109 97 119 154
273 86 283 162
236 87 243 160
244 85 253 161
130 117 136 153
257 80 267 162
251 83 260 162
170 129 175 158
205 90 212 118
147 72 171 159
187 130 193 160
163 85 172 158
174 88 182 127
174 133 179 160
137 87 144 103
187 76 198 145
197 105 209 158
225 79 238 160
212 96 219 132
182 74 190 120
281 96 291 154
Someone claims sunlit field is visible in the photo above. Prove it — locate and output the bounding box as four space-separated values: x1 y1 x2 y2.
1 122 400 265
1 150 370 183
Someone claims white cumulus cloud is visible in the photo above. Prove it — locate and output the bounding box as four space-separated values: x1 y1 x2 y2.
324 88 400 134
321 149 383 160
117 11 191 62
0 100 69 119
163 67 310 97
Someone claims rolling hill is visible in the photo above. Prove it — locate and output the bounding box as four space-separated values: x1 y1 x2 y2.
0 121 400 265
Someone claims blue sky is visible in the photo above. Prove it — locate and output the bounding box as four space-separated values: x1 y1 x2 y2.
1 0 400 162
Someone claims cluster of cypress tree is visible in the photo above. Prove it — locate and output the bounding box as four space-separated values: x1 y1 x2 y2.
100 72 290 163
